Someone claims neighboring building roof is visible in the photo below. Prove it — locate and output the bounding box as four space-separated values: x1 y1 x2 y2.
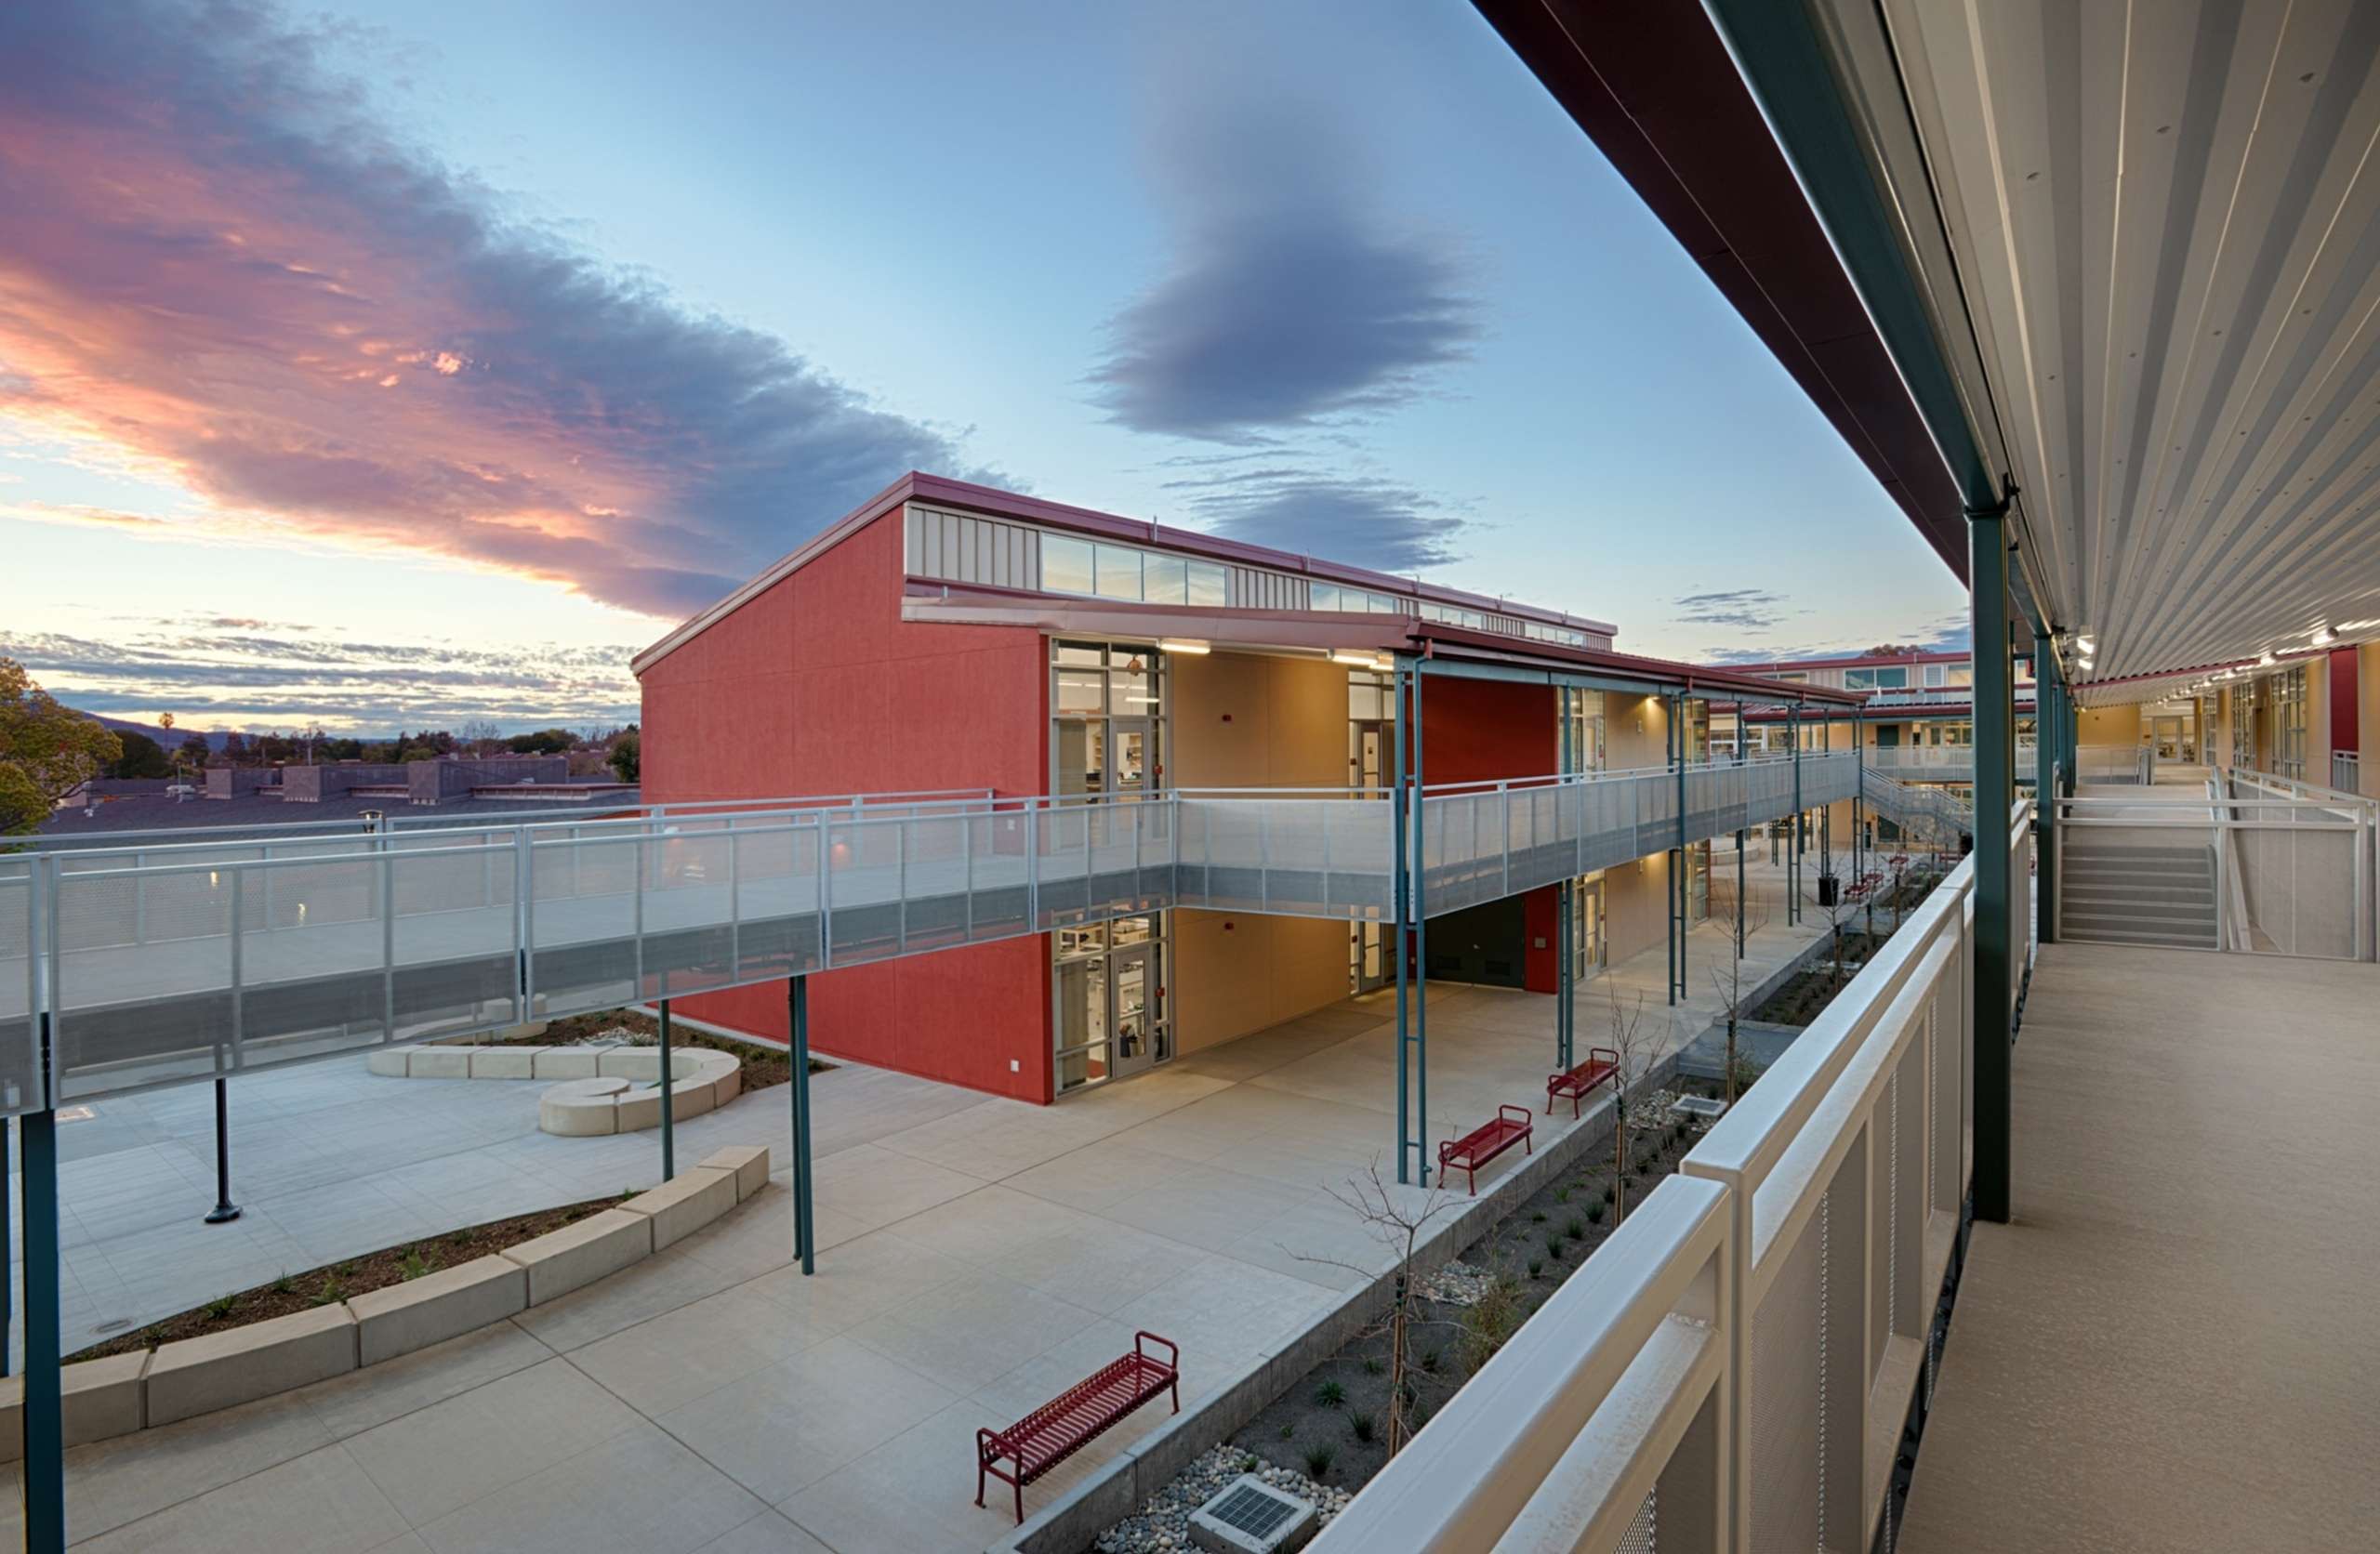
1714 649 1973 674
36 785 641 841
633 472 1620 678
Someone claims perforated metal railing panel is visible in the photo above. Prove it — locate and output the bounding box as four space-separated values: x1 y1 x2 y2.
1750 1217 1821 1554
1616 1486 1657 1553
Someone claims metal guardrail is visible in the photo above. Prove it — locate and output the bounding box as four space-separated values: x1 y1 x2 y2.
2052 779 2374 961
0 757 1864 1115
1314 809 2023 1553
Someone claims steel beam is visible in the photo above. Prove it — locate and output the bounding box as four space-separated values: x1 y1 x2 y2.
23 1100 61 1552
2034 632 2058 945
787 976 814 1275
1971 507 2016 1222
658 998 676 1181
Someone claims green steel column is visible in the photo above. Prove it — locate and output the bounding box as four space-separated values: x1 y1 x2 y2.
1 1115 10 1380
1971 505 2016 1223
1414 672 1429 1186
1393 665 1411 1185
1790 705 1804 926
1557 695 1573 1070
657 998 675 1181
2035 634 2058 946
1674 690 1687 1004
1854 715 1866 883
23 1102 61 1552
788 976 814 1275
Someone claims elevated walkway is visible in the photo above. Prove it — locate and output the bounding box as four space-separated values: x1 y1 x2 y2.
1 755 1861 1114
1898 942 2380 1550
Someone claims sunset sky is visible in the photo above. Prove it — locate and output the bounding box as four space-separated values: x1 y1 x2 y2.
0 0 1966 735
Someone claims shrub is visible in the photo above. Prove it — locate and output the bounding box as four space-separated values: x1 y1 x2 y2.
1313 1379 1345 1409
1555 1187 1570 1205
1530 1211 1546 1223
1587 1202 1606 1225
1603 1184 1615 1204
311 1276 346 1308
1527 1258 1544 1279
204 1293 236 1321
1461 1276 1527 1370
1565 1217 1587 1241
1420 1348 1441 1374
1361 1355 1383 1376
1544 1233 1564 1260
1241 1455 1260 1473
398 1247 438 1282
1303 1444 1335 1480
1278 1423 1294 1441
1348 1412 1376 1444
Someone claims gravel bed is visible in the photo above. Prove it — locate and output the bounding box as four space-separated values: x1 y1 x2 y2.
1094 1445 1348 1553
1413 1258 1493 1308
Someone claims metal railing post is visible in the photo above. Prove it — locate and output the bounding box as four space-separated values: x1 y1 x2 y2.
22 1097 61 1554
658 998 675 1181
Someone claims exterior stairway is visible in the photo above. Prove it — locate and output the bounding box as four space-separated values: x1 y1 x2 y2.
2059 842 2219 949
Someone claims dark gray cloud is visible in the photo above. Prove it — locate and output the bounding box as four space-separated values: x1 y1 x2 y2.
1091 97 1477 441
1160 468 1467 572
1673 588 1790 630
0 1 1001 621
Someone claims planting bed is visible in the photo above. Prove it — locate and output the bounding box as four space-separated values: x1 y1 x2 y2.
67 1191 631 1363
1223 1090 1717 1498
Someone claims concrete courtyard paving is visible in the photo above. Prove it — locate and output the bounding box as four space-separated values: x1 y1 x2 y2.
1 857 1833 1552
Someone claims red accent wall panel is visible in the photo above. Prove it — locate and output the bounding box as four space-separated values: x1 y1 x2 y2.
1417 678 1562 991
2331 646 2359 755
1415 678 1556 784
639 507 1054 1102
1522 885 1559 994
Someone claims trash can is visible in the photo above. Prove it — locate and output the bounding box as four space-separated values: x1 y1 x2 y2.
1817 873 1839 907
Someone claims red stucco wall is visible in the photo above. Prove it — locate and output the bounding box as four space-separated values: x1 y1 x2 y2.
638 507 1054 1101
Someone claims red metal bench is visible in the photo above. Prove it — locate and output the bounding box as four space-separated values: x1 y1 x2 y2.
1437 1105 1533 1195
976 1331 1179 1524
1545 1047 1620 1119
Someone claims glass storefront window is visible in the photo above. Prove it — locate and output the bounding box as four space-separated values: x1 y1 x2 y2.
1312 581 1342 611
1188 561 1228 607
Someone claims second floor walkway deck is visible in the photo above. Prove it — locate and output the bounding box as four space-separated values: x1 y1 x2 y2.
1897 940 2379 1550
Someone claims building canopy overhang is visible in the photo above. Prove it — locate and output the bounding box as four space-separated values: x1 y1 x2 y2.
901 587 1861 708
1479 0 2380 694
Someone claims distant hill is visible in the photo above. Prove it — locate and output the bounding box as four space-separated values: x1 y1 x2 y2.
79 713 231 752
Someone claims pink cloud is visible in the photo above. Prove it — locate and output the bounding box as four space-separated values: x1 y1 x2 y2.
0 1 998 621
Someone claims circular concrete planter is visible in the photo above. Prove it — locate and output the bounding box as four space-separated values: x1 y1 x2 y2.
369 1044 743 1137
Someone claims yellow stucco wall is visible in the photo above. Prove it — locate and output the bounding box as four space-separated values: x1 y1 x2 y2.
1171 908 1352 1053
1169 650 1347 789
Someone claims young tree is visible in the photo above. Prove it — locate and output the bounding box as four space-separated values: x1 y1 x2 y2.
1706 890 1774 1105
1292 1163 1462 1460
177 731 210 774
1603 990 1671 1222
0 658 121 834
607 729 640 783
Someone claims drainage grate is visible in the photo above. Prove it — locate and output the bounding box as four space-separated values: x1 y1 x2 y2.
1209 1485 1297 1539
1188 1474 1318 1554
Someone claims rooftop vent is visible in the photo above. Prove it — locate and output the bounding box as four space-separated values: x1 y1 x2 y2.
1189 1475 1317 1554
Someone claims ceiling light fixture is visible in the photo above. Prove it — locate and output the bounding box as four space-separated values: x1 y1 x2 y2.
1157 639 1210 656
1329 649 1382 667
2309 625 2337 646
2257 652 2277 667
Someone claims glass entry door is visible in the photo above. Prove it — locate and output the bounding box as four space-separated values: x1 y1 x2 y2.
1054 915 1170 1093
1108 944 1163 1077
1575 875 1606 980
1351 922 1388 994
1110 719 1153 797
1350 720 1389 794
